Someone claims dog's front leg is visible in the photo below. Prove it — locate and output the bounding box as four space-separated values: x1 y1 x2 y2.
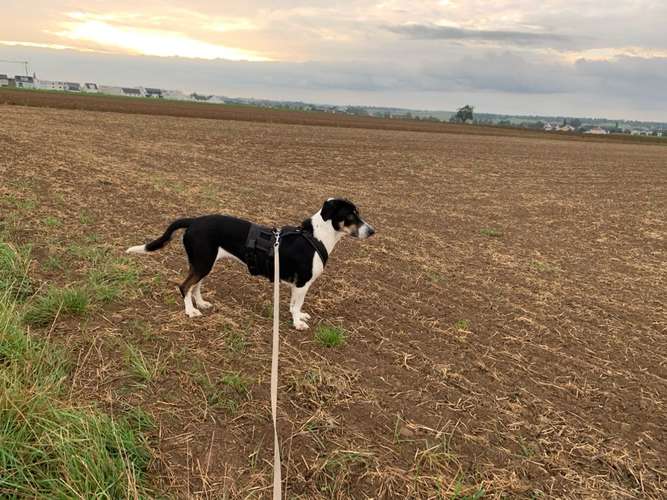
290 283 312 330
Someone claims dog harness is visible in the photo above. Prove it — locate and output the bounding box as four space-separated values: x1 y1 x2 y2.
245 224 328 281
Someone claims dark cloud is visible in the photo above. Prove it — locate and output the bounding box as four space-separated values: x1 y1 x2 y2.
386 24 572 46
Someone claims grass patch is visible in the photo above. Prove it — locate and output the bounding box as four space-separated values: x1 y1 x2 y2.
480 228 502 237
23 287 88 327
125 344 164 384
530 260 558 273
452 482 485 500
6 194 37 211
78 211 95 225
0 242 32 301
0 243 153 498
42 255 63 272
315 324 346 348
43 216 62 228
196 371 251 414
316 450 374 495
87 256 140 303
454 319 470 331
225 330 247 353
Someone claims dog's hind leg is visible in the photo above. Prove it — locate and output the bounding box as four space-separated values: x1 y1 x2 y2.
193 281 212 309
179 233 216 318
179 269 203 318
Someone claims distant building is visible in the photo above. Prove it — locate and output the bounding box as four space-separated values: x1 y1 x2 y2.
98 85 124 96
122 87 143 97
36 80 65 91
144 87 163 98
0 74 9 87
82 83 99 93
558 124 576 132
162 89 191 101
64 82 81 92
208 96 226 104
14 75 35 89
584 127 609 135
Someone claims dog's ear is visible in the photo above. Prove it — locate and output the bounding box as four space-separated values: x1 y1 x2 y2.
321 199 336 221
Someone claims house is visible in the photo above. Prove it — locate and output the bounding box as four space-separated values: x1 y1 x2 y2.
144 87 163 98
191 93 211 102
0 74 9 86
14 75 35 89
543 123 555 131
64 82 81 92
82 83 99 93
121 87 143 97
584 127 609 135
558 124 576 132
36 80 65 91
162 89 191 101
98 85 124 96
208 95 226 104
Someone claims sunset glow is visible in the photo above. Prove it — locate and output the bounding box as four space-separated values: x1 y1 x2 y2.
56 19 268 61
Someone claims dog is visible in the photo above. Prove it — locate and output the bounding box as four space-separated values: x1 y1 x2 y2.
126 198 375 330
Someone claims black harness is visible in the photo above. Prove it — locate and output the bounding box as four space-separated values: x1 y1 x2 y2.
245 224 329 281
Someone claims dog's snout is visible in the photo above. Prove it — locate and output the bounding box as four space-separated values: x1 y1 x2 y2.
366 224 376 237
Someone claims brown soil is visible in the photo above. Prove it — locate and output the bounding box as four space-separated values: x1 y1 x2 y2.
1 103 665 499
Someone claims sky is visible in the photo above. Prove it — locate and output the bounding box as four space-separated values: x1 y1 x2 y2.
1 1 666 121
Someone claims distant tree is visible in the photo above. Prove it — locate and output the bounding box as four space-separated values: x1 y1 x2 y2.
570 118 582 128
450 105 474 123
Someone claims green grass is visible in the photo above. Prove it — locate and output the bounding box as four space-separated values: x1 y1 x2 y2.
315 325 346 348
87 256 140 303
6 194 37 211
42 255 63 272
0 243 154 498
0 242 32 301
196 371 250 414
23 287 89 327
454 319 470 331
452 481 485 500
125 344 164 384
480 228 502 237
226 330 247 353
78 211 95 225
43 216 62 228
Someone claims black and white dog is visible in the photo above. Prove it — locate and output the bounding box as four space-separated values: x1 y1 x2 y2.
126 198 375 330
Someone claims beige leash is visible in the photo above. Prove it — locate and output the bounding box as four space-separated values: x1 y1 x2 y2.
271 230 282 500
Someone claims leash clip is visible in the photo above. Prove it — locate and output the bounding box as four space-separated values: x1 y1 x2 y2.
273 227 280 248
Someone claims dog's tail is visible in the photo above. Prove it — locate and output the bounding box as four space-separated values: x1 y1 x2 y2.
126 218 193 254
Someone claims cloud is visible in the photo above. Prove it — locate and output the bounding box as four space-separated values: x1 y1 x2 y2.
54 13 268 61
386 23 572 46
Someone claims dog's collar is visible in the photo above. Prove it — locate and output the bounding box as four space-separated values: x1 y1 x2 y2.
281 226 329 266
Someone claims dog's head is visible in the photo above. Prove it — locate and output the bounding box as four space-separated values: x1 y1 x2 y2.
320 198 375 239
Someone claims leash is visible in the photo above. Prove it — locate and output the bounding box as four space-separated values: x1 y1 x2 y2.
271 228 282 500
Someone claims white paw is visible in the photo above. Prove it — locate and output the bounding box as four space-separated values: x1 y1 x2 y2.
197 300 213 310
293 319 309 330
298 312 311 321
186 308 202 318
